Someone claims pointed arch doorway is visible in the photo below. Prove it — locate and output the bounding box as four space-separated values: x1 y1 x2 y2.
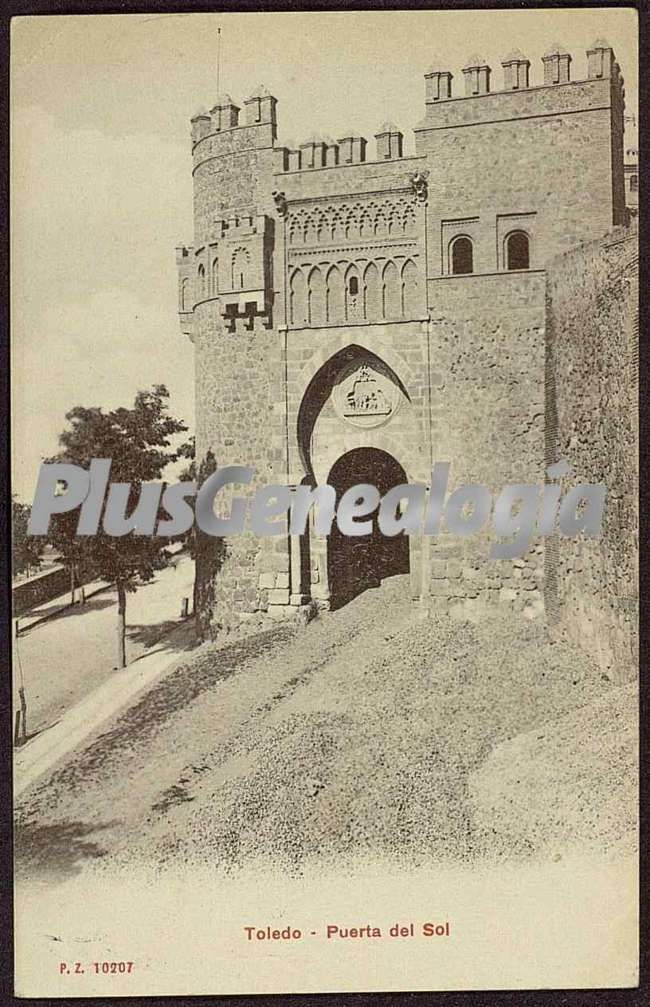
326 447 410 610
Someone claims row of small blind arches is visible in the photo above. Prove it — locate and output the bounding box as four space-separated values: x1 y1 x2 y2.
181 232 531 311
190 248 250 305
290 259 419 325
452 230 530 274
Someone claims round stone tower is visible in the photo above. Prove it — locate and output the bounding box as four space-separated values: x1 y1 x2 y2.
179 86 294 637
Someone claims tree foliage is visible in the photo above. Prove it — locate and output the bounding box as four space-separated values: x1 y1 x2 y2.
176 434 196 557
12 496 44 577
46 385 188 666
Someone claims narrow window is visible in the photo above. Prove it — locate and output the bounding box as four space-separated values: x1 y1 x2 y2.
630 174 638 192
232 248 249 291
506 231 530 270
348 276 359 297
451 236 473 275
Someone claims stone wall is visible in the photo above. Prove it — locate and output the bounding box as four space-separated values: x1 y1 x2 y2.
423 270 547 617
545 225 638 680
12 565 71 616
417 75 624 270
193 302 289 635
183 41 630 636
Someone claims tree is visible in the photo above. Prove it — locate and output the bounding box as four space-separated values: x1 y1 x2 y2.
173 437 227 639
176 435 196 557
46 385 188 668
12 496 44 578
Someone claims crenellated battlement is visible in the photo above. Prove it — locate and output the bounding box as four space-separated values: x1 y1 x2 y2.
423 39 623 105
190 85 278 177
191 85 277 143
416 39 625 150
273 124 405 174
189 40 624 179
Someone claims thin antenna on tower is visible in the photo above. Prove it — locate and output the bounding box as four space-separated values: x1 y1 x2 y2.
216 26 222 97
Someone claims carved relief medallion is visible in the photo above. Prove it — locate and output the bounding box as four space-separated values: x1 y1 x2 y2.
333 359 400 429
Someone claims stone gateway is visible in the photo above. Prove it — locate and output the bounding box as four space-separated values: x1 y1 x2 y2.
177 42 637 681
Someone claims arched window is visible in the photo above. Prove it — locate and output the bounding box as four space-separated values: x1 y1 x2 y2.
180 277 189 311
308 267 325 326
345 266 361 321
401 260 418 317
382 261 400 318
290 269 307 327
211 257 219 294
232 248 249 290
331 215 344 243
403 205 416 234
364 262 381 322
304 216 317 244
505 231 530 271
451 236 473 275
345 213 358 240
197 264 205 299
326 265 345 324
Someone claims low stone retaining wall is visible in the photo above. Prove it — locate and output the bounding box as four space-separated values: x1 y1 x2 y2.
12 566 71 616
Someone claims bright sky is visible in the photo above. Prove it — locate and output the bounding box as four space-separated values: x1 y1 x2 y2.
10 8 638 501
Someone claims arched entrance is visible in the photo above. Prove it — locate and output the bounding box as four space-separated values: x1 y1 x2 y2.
327 447 410 610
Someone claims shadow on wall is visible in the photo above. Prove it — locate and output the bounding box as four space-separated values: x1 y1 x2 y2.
193 450 229 641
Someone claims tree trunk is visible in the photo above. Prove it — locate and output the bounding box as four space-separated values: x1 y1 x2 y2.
116 580 127 669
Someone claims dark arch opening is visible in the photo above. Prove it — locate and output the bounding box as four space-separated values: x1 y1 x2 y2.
451 236 473 275
327 447 410 610
506 230 530 270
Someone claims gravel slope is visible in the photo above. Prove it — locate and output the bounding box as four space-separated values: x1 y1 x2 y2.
15 576 636 880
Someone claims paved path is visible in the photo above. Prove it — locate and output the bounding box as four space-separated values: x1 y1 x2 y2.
12 552 195 741
14 625 190 798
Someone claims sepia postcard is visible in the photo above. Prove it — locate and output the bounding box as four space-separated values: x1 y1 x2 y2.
10 6 639 996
